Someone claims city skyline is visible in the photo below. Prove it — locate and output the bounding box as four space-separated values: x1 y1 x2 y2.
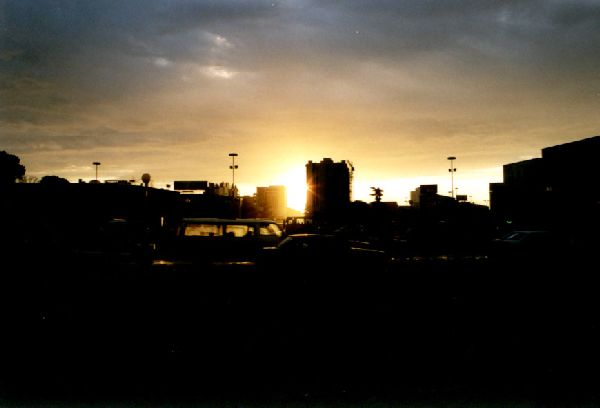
2 1 599 210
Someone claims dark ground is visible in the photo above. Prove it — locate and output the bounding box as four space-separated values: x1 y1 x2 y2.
1 245 599 407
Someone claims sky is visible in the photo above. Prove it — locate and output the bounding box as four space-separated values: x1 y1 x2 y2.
1 0 599 210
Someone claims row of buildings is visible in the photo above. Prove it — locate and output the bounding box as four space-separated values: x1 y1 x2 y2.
170 181 288 221
295 135 599 252
489 135 600 244
5 135 597 241
170 157 355 224
303 135 599 226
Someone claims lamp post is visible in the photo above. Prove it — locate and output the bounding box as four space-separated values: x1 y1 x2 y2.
228 153 238 197
447 156 456 199
93 162 101 182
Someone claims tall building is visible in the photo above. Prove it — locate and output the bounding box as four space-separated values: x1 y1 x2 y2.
490 135 600 232
409 184 438 209
306 158 354 222
256 185 286 221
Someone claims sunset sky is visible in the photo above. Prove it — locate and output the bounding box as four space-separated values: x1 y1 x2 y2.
1 1 599 210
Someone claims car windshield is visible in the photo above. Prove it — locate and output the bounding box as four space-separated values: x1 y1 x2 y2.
502 231 550 241
182 221 281 239
503 232 525 240
259 223 282 237
184 224 222 236
226 224 251 237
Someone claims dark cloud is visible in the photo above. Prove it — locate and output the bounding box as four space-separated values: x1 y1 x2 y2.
3 0 599 101
0 122 206 156
156 0 279 34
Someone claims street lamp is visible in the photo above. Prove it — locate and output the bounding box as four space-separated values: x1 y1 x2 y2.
228 153 238 196
447 156 457 199
93 162 101 182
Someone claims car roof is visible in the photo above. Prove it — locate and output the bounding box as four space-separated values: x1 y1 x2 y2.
286 233 337 238
182 218 278 225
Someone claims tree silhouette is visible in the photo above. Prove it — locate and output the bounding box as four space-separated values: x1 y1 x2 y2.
370 187 383 203
0 151 26 186
18 175 39 184
40 175 70 186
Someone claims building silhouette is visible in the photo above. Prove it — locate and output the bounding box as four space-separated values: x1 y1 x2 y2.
305 158 354 223
410 185 442 209
173 180 236 197
171 180 240 218
1 182 179 258
255 185 286 221
490 135 600 243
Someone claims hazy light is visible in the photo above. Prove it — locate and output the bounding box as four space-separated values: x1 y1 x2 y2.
203 66 236 79
273 166 307 212
210 34 232 49
153 57 172 68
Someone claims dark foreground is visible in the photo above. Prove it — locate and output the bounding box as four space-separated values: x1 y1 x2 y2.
1 247 599 407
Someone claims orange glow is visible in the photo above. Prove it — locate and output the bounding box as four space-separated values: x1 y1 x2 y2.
272 166 307 213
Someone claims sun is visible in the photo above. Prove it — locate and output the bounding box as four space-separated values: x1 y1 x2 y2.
274 166 307 213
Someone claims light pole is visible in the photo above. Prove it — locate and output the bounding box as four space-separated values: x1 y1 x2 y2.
228 153 238 197
93 162 101 182
447 156 457 199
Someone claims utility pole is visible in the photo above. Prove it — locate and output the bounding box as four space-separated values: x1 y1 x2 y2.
447 156 457 199
228 153 238 197
93 162 101 182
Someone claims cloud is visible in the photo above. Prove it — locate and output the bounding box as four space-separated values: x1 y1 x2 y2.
153 57 172 67
4 1 599 105
202 65 236 78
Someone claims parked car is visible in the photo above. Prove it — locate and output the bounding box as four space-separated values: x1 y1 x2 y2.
160 218 283 264
490 230 567 264
259 233 389 272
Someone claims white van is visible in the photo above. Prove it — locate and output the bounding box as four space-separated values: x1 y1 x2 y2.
171 218 283 262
